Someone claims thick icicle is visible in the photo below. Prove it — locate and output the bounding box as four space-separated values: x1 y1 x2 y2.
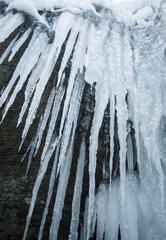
69 138 86 240
96 184 108 240
105 180 120 240
86 20 110 240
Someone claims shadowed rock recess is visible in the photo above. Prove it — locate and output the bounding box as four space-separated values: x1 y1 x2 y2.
0 1 166 240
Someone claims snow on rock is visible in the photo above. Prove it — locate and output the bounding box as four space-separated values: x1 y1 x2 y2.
1 0 162 27
7 0 49 27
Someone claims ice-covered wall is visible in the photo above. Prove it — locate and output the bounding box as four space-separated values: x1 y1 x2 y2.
0 0 166 239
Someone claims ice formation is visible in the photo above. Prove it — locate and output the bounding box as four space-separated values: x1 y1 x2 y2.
0 0 166 239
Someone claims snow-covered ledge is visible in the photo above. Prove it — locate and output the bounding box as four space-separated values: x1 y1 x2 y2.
0 0 163 27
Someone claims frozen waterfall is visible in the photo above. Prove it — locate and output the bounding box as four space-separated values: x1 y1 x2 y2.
0 0 166 239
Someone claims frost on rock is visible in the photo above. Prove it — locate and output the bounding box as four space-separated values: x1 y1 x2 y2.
0 0 166 239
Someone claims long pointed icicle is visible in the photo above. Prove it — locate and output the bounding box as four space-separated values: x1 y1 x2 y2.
0 34 18 64
24 87 56 175
57 72 85 174
86 20 110 240
69 138 86 240
9 27 32 61
49 128 75 240
40 81 65 160
114 29 128 239
38 144 60 240
87 82 109 240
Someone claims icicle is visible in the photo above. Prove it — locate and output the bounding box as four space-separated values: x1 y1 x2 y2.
0 12 24 43
23 88 56 175
33 87 56 154
96 184 108 240
80 197 89 240
49 128 75 240
85 22 106 85
86 20 110 239
105 180 120 240
19 86 56 152
9 27 32 61
126 173 138 240
69 138 86 240
108 26 128 238
38 145 60 240
57 72 85 174
87 82 109 239
126 131 134 171
0 34 18 64
40 82 65 159
109 92 115 180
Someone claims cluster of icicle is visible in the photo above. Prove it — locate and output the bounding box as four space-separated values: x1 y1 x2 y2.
0 0 166 239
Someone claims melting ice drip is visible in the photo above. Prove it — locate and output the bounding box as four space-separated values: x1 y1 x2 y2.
0 0 166 239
